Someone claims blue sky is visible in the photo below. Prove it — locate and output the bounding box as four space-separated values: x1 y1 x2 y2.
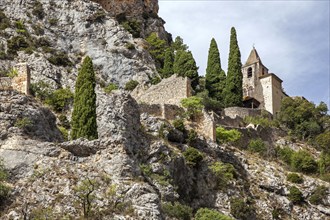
158 0 330 107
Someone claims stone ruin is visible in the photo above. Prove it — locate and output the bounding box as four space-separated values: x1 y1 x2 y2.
0 63 30 95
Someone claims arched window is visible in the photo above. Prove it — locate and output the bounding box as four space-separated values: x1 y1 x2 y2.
247 67 252 78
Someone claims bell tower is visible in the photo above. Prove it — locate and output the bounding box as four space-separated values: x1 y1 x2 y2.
242 47 268 101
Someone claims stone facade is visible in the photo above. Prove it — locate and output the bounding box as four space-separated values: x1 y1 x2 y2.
242 48 287 115
132 74 192 106
0 63 30 95
222 107 265 120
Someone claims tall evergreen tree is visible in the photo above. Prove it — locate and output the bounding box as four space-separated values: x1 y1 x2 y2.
172 36 188 51
173 50 199 88
161 48 174 78
205 38 226 103
224 27 243 107
71 56 98 140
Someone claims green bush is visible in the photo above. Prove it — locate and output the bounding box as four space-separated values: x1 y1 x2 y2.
187 129 198 146
183 147 203 168
172 119 186 133
14 117 33 129
216 127 241 144
45 88 74 112
230 198 255 220
288 186 303 204
181 96 204 119
195 208 233 220
145 32 167 68
121 19 141 38
0 10 11 30
104 83 118 94
276 146 294 165
47 51 72 67
30 80 52 101
291 150 318 174
162 202 192 220
248 138 267 155
209 162 236 189
150 76 161 85
0 159 10 203
286 173 303 184
316 131 330 152
124 80 139 91
7 36 29 55
58 126 68 141
244 115 274 128
309 185 328 205
318 152 330 175
32 1 45 19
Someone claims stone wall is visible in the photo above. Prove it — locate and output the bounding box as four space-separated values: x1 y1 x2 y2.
222 107 264 119
132 75 192 106
0 63 30 95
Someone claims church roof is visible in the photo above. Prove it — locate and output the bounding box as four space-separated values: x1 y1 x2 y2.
244 47 262 67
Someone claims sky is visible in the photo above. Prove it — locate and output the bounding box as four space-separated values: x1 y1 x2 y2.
158 0 330 107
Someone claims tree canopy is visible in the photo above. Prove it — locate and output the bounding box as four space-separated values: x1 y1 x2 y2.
223 27 243 107
205 38 226 104
71 56 98 140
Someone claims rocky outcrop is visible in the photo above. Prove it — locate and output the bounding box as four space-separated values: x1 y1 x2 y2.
0 0 159 91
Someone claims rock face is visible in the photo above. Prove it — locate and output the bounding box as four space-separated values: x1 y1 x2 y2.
0 0 159 91
91 0 159 18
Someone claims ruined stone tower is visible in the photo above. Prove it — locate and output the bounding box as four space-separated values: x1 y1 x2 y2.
242 47 286 115
0 63 30 95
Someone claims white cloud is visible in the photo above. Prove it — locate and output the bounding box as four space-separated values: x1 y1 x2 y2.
158 0 330 106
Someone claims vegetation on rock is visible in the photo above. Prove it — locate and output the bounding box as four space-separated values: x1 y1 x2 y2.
124 80 139 91
288 186 304 204
195 208 233 220
216 127 241 144
183 147 204 167
71 56 98 140
162 202 192 220
286 173 304 184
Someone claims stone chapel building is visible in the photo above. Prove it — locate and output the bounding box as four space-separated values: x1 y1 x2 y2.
242 47 287 115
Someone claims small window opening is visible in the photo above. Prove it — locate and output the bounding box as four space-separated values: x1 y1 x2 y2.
247 67 252 78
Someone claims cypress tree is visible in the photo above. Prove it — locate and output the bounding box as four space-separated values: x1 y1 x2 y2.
205 38 226 103
173 50 199 88
71 56 98 140
161 48 174 78
224 27 243 107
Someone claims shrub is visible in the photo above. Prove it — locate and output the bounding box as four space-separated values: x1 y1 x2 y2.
121 19 141 38
187 129 198 146
59 114 70 129
0 10 11 30
14 117 33 129
248 138 267 155
316 131 330 152
7 36 29 55
286 173 303 184
162 202 192 220
150 76 161 85
104 83 118 94
32 1 45 20
30 80 52 101
183 147 203 168
48 18 58 26
47 51 72 67
276 146 294 165
288 186 303 204
172 118 186 133
145 32 167 68
216 127 241 144
291 150 318 174
58 126 68 141
124 80 139 91
0 159 10 202
230 198 255 220
45 88 74 112
244 115 274 128
318 152 330 175
195 208 233 220
209 162 236 189
181 96 204 119
309 185 328 205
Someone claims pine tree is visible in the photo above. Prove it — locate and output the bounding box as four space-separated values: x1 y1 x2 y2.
205 38 226 103
224 27 243 107
173 50 199 88
71 56 98 140
172 36 188 51
161 48 174 78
